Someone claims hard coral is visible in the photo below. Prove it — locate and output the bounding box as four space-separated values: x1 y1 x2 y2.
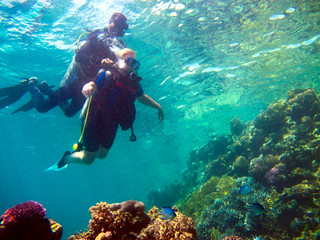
222 236 243 240
110 200 145 215
1 200 46 227
265 163 285 185
254 99 290 133
288 89 320 122
230 118 245 136
138 206 197 240
69 202 197 240
0 201 62 240
69 200 150 240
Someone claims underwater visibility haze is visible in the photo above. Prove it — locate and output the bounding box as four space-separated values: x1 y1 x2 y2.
0 0 320 239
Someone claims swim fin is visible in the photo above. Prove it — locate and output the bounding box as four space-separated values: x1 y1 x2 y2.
44 151 70 172
11 100 34 114
44 162 68 172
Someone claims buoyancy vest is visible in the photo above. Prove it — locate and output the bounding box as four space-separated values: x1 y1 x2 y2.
92 68 141 130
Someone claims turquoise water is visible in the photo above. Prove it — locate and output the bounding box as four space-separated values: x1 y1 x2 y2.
0 0 319 239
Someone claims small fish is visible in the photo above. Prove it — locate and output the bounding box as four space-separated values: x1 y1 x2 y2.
246 203 266 216
269 14 286 20
158 207 177 220
239 186 251 195
285 7 296 13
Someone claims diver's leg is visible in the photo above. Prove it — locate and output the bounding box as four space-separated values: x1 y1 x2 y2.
97 117 118 159
95 147 109 159
65 150 96 165
58 59 85 117
60 110 101 167
61 91 86 117
28 86 53 113
29 84 70 113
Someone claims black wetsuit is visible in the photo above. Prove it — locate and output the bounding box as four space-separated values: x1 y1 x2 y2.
30 29 124 117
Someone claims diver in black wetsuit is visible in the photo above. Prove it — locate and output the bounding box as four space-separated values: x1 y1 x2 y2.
0 12 128 117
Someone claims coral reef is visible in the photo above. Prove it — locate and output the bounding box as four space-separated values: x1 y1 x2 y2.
68 200 197 240
148 88 320 239
0 200 62 240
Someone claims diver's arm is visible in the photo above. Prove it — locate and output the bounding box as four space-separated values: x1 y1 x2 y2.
82 71 112 98
137 94 164 121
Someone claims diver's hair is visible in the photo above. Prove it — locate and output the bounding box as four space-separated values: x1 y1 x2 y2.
118 48 135 59
109 13 127 25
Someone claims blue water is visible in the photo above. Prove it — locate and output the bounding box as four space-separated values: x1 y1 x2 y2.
0 0 319 239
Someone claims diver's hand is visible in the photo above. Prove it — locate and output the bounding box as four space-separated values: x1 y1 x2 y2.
101 58 114 68
158 108 164 121
82 81 97 98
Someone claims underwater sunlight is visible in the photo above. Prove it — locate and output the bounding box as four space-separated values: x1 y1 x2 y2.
0 0 319 239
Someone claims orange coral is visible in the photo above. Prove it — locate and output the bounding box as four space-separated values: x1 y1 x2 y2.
68 200 150 240
68 202 197 240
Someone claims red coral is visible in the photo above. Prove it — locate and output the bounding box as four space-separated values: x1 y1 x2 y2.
0 201 62 240
1 200 46 227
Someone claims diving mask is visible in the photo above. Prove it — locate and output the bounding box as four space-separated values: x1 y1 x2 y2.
125 57 140 70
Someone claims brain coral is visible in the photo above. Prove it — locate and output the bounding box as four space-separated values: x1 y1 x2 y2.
1 200 46 227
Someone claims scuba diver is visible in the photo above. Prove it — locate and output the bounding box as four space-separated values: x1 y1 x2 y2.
0 77 53 114
0 12 129 117
47 49 164 170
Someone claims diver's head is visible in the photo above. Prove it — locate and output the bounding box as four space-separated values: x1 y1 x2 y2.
117 48 136 69
117 48 141 81
108 12 128 37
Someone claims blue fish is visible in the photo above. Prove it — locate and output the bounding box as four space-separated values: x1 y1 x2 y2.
246 203 266 216
239 186 251 195
158 207 176 220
